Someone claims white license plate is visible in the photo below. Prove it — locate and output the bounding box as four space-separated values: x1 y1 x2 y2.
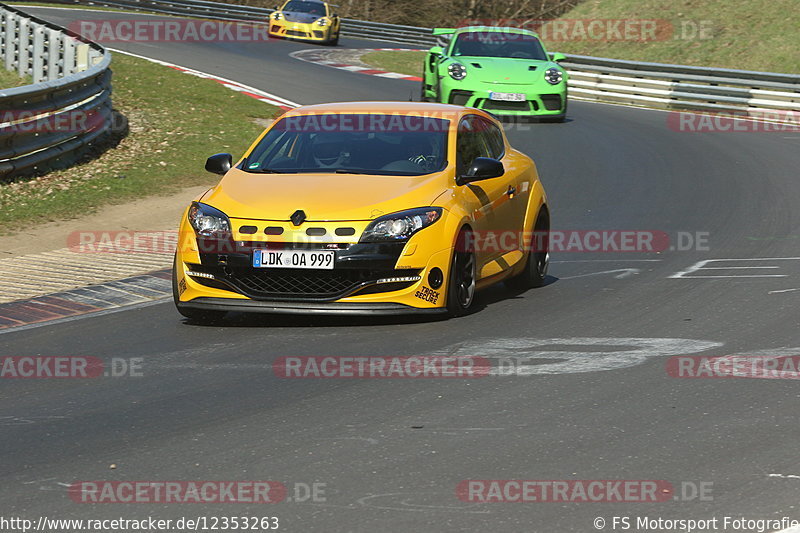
489 92 526 102
253 249 335 270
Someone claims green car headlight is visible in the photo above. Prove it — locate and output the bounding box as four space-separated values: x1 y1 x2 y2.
188 202 231 238
448 62 467 81
545 67 563 85
360 208 443 242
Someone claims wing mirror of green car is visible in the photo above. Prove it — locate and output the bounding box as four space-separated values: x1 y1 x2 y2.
457 157 504 185
429 46 444 56
551 52 566 62
205 153 232 175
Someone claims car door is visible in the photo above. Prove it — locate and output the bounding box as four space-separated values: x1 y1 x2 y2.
455 115 518 275
474 116 528 235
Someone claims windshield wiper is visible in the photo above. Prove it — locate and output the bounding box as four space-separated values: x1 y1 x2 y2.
334 169 372 174
248 168 296 174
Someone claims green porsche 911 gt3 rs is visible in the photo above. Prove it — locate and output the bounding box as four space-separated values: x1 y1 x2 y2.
422 26 568 122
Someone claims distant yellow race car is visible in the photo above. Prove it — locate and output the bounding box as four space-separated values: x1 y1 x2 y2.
268 0 340 45
173 102 550 321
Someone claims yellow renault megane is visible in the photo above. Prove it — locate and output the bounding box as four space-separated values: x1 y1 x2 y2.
173 102 550 321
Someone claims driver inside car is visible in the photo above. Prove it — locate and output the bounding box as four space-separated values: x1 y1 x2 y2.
310 133 350 168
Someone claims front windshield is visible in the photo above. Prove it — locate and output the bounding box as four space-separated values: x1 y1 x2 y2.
282 0 325 15
244 114 450 176
452 32 548 60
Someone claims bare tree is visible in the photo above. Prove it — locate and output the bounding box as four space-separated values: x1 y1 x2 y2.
225 0 583 27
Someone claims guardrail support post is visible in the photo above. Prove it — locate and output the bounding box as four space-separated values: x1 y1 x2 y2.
63 36 77 76
76 43 89 72
17 17 29 78
47 28 62 81
5 11 17 72
31 23 45 83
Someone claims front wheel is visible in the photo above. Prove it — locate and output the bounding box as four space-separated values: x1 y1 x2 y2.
445 229 477 317
420 80 436 102
327 33 339 46
506 210 549 290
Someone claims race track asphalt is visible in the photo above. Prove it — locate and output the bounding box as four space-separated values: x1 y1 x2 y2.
2 6 800 532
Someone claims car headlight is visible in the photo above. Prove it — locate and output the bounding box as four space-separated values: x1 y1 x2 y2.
360 207 443 242
448 62 467 80
188 202 231 238
545 67 563 85
316 17 329 26
272 12 282 20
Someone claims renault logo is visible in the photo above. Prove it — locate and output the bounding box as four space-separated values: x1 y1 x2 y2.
290 210 306 226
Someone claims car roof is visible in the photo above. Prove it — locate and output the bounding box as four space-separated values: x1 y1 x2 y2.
453 25 540 38
282 101 483 118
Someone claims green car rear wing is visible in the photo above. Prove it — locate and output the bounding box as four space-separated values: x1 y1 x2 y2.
432 28 456 35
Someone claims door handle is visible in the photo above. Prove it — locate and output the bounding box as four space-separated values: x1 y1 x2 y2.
506 185 517 197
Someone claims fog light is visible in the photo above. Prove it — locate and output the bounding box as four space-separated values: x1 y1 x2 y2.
376 276 421 284
187 271 214 279
428 267 443 289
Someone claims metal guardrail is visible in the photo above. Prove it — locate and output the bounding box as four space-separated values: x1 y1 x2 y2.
53 0 799 120
51 0 440 46
0 2 114 178
561 55 800 119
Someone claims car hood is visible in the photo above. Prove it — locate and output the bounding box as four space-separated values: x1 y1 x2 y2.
452 56 555 84
203 168 449 222
282 11 320 23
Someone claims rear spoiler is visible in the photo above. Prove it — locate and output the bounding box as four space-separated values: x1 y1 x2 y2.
432 28 456 36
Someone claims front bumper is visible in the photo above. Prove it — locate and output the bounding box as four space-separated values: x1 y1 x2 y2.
440 81 567 116
175 219 454 314
268 20 335 41
178 298 446 316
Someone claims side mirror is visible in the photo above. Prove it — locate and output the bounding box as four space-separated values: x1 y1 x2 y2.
457 157 504 185
551 52 566 62
205 153 232 175
429 46 444 56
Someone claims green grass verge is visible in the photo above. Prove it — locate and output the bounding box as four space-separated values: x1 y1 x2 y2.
0 53 279 233
0 67 33 88
549 0 799 73
10 2 162 14
362 0 799 75
360 50 425 78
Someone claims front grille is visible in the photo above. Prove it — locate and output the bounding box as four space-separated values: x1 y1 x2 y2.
479 99 532 112
448 90 473 106
234 269 363 297
541 94 563 111
313 30 324 38
191 262 417 301
192 240 410 301
286 30 309 37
